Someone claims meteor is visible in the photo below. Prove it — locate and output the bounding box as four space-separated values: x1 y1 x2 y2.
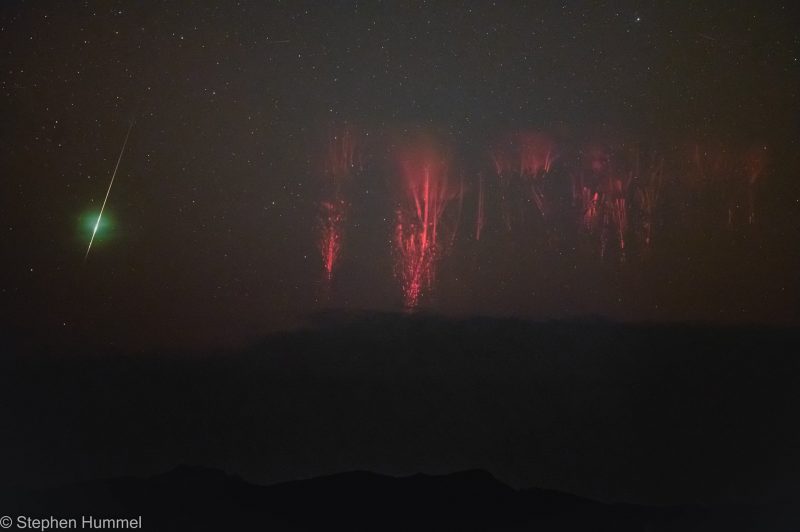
85 121 134 261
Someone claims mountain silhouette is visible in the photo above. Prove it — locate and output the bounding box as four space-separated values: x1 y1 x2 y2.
3 314 800 529
6 465 797 531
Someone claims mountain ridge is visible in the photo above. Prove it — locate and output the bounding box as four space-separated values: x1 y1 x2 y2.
5 465 797 531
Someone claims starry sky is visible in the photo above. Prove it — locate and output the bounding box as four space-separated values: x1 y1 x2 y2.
1 1 798 349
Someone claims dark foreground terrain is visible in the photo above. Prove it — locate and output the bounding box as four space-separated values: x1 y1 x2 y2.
6 465 799 531
2 314 799 529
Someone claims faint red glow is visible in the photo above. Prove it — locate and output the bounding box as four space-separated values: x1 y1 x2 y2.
319 199 346 280
490 142 515 231
519 132 556 221
587 146 610 174
490 131 557 228
573 144 632 258
744 146 767 186
574 144 610 244
635 179 659 248
743 145 767 224
690 141 767 227
475 173 485 241
630 147 664 249
318 126 361 282
324 126 361 181
582 189 600 231
519 132 555 176
609 178 628 252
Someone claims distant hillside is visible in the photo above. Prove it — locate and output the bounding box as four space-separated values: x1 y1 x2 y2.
2 314 799 506
6 465 797 531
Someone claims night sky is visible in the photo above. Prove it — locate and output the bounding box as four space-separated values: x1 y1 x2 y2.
1 1 799 349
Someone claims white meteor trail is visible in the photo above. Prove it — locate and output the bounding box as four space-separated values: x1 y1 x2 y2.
85 121 134 261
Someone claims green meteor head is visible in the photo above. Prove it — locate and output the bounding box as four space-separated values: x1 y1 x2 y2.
79 209 116 243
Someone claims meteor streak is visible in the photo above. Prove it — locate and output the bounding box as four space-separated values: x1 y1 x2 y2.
85 121 134 261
